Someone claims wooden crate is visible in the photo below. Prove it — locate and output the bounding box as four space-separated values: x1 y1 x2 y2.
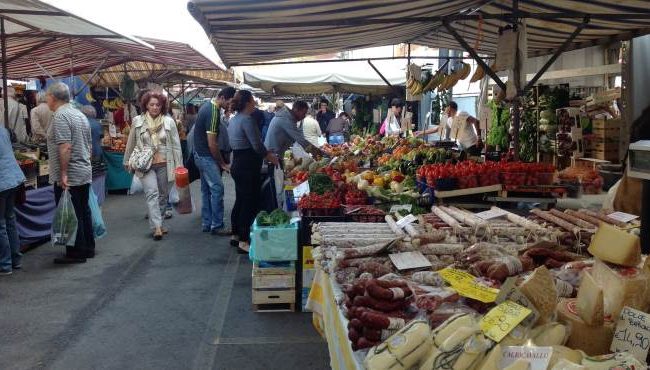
252 273 295 290
252 288 296 312
592 118 621 138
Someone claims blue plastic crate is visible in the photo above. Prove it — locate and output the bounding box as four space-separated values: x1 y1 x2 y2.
249 220 298 262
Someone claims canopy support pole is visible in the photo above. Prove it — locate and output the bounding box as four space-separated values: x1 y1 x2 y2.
523 16 590 93
33 60 55 80
6 37 56 64
512 0 521 160
1 17 8 127
74 57 107 98
367 60 393 88
69 37 75 96
443 20 507 92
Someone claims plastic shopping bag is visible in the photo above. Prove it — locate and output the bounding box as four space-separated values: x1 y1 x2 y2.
89 189 107 239
273 164 285 209
52 190 78 246
129 176 143 195
169 186 180 204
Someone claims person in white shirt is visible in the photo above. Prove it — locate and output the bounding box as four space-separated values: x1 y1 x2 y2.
300 108 323 147
415 101 482 157
0 87 29 143
30 91 53 141
383 98 403 137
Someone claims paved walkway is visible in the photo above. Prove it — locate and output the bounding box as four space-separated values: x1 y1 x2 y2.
0 176 330 370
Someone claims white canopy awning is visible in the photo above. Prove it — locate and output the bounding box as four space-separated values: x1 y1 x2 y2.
242 60 407 95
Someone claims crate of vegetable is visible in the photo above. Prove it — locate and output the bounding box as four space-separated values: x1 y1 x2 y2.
249 209 298 262
298 192 342 217
344 205 386 223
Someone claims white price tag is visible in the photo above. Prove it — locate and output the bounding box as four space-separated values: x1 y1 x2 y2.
389 251 432 271
396 214 417 228
501 346 552 370
610 306 650 363
293 181 310 199
389 204 412 213
353 149 361 155
607 212 639 224
475 209 508 220
329 156 339 165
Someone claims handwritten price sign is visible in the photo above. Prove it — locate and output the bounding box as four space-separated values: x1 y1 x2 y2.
611 306 650 363
439 268 499 303
480 300 532 342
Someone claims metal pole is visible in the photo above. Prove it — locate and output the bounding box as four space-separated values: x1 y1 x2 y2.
641 181 650 254
512 0 521 161
407 43 411 66
1 18 9 128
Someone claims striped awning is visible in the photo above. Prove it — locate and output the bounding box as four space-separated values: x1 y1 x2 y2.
188 0 650 67
78 38 232 87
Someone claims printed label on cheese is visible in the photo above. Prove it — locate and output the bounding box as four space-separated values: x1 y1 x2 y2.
610 306 650 363
496 278 540 327
501 346 552 370
480 301 532 342
440 268 499 303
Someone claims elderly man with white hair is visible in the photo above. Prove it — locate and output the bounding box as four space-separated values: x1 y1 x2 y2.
30 91 53 142
46 82 95 264
0 86 29 143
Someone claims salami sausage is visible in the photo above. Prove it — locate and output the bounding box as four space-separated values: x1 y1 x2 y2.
360 311 406 330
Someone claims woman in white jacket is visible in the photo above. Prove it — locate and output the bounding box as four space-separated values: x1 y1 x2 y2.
300 109 323 147
124 91 182 240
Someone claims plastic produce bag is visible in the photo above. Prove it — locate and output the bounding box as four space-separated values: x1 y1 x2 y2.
89 189 107 239
129 176 143 195
52 190 77 246
273 165 285 209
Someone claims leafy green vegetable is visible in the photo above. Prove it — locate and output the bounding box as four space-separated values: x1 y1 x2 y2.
256 211 272 226
308 173 334 195
256 209 291 227
269 209 290 226
487 100 510 150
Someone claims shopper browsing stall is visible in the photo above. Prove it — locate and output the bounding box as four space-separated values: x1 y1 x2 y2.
81 106 104 161
325 112 350 144
300 107 323 147
0 126 25 275
227 90 279 254
316 98 335 135
446 101 483 157
264 101 326 158
123 91 182 241
30 91 53 142
381 98 403 137
192 87 235 236
0 87 29 143
46 82 95 263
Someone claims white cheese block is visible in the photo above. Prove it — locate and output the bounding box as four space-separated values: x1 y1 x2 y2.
591 258 650 319
530 322 568 346
576 271 604 326
364 321 433 370
518 266 558 324
588 223 641 267
477 344 502 370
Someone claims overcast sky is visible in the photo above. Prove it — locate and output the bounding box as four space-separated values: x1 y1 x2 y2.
43 0 223 67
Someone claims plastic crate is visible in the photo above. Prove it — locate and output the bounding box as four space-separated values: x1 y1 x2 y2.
500 172 526 187
435 178 458 191
478 172 499 187
457 175 478 189
249 220 298 262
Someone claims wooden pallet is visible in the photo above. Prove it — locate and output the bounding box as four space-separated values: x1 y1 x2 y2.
253 303 296 312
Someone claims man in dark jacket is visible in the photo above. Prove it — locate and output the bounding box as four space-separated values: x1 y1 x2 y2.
316 98 335 135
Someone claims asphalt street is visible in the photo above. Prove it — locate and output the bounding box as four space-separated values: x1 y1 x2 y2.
0 176 330 370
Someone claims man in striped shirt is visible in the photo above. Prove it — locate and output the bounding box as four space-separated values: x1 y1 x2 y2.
192 87 235 236
46 82 95 264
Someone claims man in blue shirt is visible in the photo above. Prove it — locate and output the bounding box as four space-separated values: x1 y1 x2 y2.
81 105 103 160
0 126 25 275
193 87 236 235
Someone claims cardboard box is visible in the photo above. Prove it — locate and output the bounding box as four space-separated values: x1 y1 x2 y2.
302 246 314 270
